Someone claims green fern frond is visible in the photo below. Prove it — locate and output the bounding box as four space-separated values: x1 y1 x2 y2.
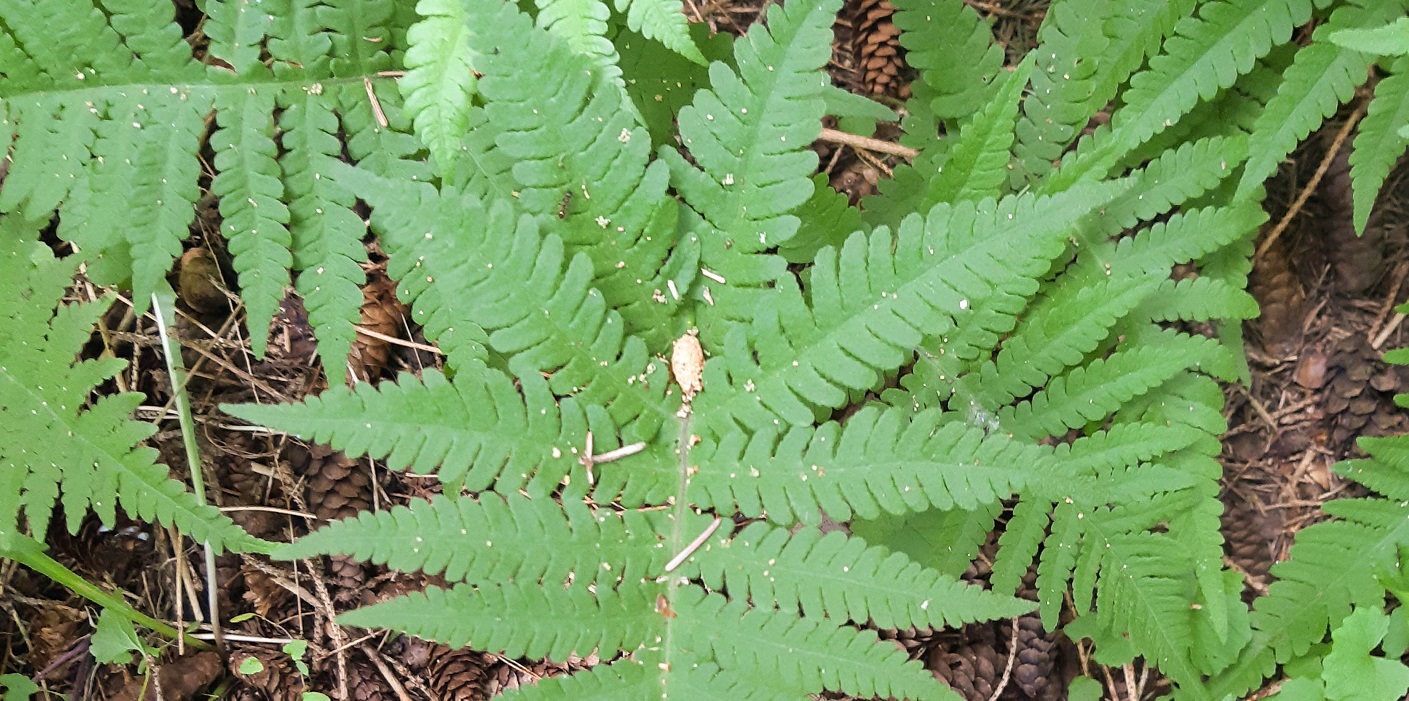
1236 0 1404 196
444 0 690 342
1350 55 1409 233
892 0 1004 122
0 217 260 554
1078 134 1250 239
686 406 1047 525
324 165 679 438
989 497 1052 596
659 0 840 323
679 589 957 700
918 53 1034 205
212 89 293 359
691 184 1126 432
345 583 661 662
685 522 1036 629
997 332 1226 440
280 88 367 386
399 0 479 173
1109 0 1315 158
223 367 664 499
1136 277 1260 323
613 0 707 64
273 493 677 583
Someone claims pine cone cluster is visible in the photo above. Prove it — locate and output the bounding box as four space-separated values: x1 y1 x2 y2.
852 0 904 96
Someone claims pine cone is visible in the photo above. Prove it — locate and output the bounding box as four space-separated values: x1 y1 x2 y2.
286 442 374 603
1324 336 1409 448
426 646 491 701
1012 615 1061 701
852 0 904 96
1248 228 1306 356
349 272 408 383
230 648 304 701
346 656 388 701
928 643 1002 701
1321 148 1389 295
1221 492 1282 580
879 626 939 657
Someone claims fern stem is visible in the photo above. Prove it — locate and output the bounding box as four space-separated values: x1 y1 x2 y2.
151 292 224 650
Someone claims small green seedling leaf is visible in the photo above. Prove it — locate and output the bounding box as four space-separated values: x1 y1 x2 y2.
90 609 147 665
238 656 266 675
0 674 38 701
283 639 311 676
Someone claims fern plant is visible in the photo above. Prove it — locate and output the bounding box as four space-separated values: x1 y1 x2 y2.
199 0 1272 697
10 0 1409 698
0 214 262 634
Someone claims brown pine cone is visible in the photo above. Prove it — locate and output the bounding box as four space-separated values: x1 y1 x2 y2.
230 648 304 701
346 656 389 701
1221 492 1282 581
349 271 408 383
1012 615 1061 701
879 626 938 657
426 646 491 701
286 442 374 603
928 643 1002 701
1324 336 1409 448
1248 228 1306 356
852 0 904 96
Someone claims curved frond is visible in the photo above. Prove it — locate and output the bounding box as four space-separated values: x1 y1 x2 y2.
325 164 680 443
224 368 667 498
1237 0 1399 195
688 523 1035 631
467 1 689 339
922 53 1034 203
1350 56 1409 233
281 87 367 385
1013 0 1182 185
676 589 956 700
997 332 1224 440
688 406 1046 525
690 405 1037 526
659 0 840 322
691 184 1127 433
1110 0 1315 158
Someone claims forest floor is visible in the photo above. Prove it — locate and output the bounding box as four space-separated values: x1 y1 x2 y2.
3 0 1409 700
